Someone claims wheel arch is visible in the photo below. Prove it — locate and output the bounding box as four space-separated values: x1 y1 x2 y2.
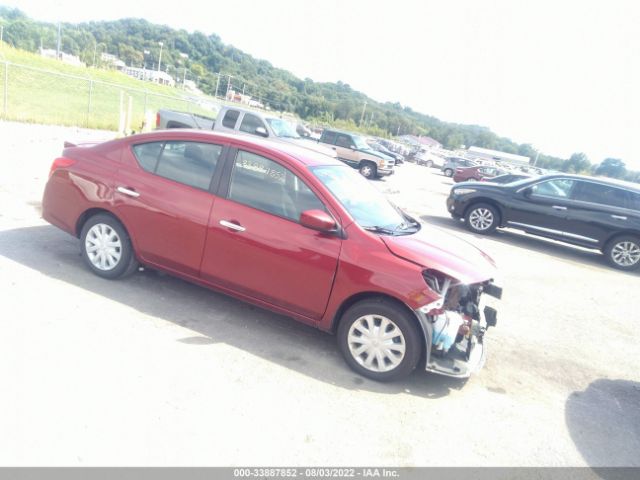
329 291 429 358
602 230 640 252
75 207 131 239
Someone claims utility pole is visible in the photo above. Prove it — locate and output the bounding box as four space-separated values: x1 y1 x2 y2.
214 73 220 98
56 22 61 59
533 150 540 166
182 67 187 89
157 41 164 75
225 74 233 100
359 101 367 126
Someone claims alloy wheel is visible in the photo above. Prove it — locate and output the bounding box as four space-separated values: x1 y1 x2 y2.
469 208 494 231
611 240 640 267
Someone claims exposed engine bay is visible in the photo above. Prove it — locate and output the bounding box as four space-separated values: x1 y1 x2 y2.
422 270 501 377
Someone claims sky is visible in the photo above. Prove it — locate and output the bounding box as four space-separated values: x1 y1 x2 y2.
4 0 640 168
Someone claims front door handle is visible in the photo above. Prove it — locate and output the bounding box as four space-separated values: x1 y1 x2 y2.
117 186 140 198
219 220 246 232
552 205 567 211
611 215 627 220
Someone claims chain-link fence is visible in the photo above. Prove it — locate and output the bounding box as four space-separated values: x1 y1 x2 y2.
0 61 224 132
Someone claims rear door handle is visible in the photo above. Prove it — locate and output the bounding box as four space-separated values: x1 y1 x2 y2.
117 186 140 198
611 215 627 220
219 220 246 232
552 205 567 211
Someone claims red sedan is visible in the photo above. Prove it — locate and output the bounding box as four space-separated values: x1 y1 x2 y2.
43 130 501 381
453 165 506 183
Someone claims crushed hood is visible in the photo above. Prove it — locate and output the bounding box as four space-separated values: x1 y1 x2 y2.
381 225 499 285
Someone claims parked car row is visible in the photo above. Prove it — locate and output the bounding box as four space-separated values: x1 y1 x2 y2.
42 130 502 381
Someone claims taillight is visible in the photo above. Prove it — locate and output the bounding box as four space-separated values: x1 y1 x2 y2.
156 112 160 128
49 157 76 178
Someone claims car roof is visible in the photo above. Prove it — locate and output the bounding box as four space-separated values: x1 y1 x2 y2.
122 129 343 168
527 173 640 193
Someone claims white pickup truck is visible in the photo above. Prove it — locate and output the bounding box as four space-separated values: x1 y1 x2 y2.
156 106 337 158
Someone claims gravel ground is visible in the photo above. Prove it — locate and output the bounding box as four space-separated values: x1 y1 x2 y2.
0 121 639 467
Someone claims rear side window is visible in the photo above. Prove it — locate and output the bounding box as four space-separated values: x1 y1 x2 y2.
228 150 325 221
321 131 337 144
572 182 629 209
629 192 640 210
239 113 266 135
133 141 222 190
222 110 240 129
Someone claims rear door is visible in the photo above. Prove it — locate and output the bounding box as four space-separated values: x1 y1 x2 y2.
200 148 342 320
115 139 226 277
567 181 637 247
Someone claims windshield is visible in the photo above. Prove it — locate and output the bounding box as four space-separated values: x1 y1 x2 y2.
352 135 371 150
266 118 300 139
312 165 418 234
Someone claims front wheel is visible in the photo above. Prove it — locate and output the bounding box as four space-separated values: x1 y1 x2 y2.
604 235 640 270
425 160 434 168
444 168 454 177
465 203 499 234
359 162 377 179
80 213 138 279
337 298 422 382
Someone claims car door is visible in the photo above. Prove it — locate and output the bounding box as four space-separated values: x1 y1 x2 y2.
334 133 359 167
506 178 576 239
115 139 226 277
200 148 342 321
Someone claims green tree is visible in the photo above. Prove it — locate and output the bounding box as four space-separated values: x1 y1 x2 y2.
595 158 626 179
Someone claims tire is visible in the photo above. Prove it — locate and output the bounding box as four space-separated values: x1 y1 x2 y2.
464 203 499 234
337 298 422 382
425 160 434 168
80 213 138 279
359 162 377 179
604 235 640 271
444 168 454 177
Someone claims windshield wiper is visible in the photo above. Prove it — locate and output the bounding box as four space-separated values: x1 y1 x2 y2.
363 225 397 235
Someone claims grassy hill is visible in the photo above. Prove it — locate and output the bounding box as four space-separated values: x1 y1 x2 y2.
0 46 214 130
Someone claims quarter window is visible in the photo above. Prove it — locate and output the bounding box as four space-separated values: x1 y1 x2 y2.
228 151 325 221
222 109 240 129
133 141 222 190
530 179 575 198
239 113 266 135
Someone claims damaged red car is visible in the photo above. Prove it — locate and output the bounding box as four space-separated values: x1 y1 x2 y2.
42 130 502 381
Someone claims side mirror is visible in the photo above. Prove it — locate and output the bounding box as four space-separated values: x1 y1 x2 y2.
255 127 268 137
300 209 337 233
522 187 533 197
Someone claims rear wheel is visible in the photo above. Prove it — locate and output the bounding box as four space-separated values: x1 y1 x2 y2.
337 298 422 382
605 235 640 270
80 213 138 279
444 168 454 177
465 203 499 234
425 160 434 168
359 162 377 179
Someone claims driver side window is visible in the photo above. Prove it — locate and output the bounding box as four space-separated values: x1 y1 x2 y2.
530 179 575 198
336 134 353 149
239 114 266 136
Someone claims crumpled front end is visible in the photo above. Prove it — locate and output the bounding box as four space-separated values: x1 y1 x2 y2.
416 270 502 378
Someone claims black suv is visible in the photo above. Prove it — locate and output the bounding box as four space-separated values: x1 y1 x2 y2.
446 174 640 270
